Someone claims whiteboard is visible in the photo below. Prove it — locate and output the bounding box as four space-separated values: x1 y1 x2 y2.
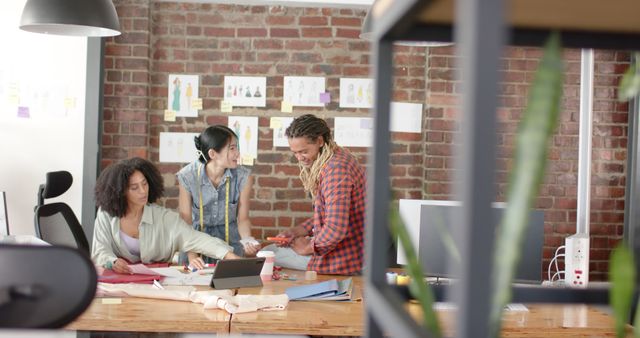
0 0 99 239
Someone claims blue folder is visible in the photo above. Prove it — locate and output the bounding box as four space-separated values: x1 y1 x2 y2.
285 279 339 300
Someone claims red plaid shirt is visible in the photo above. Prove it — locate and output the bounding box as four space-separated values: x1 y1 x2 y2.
301 148 366 275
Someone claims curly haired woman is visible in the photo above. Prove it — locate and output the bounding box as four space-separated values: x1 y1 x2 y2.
92 157 239 274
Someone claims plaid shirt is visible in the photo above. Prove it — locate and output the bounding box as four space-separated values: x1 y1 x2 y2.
301 148 366 275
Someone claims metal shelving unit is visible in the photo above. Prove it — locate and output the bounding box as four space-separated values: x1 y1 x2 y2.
364 0 640 337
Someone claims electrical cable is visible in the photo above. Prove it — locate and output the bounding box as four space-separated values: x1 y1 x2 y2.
547 246 565 282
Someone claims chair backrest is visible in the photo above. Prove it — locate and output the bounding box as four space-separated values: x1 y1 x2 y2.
34 202 90 254
0 245 97 328
33 171 89 254
36 171 73 209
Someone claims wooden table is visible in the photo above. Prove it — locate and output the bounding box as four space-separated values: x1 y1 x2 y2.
231 271 364 336
66 293 230 333
66 270 624 337
429 303 621 337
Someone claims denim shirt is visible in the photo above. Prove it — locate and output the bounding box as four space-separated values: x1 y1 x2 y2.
177 161 251 258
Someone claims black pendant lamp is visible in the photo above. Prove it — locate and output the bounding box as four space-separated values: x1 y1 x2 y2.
20 0 121 37
360 9 451 47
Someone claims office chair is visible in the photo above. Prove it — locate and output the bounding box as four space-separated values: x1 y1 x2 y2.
0 245 97 328
34 171 90 254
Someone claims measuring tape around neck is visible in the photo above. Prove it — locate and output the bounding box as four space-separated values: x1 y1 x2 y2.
197 163 230 243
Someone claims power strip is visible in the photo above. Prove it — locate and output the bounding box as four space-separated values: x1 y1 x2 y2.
564 234 590 288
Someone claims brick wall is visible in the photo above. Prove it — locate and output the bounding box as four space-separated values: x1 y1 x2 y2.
424 47 629 280
103 0 151 162
104 0 426 234
102 0 629 280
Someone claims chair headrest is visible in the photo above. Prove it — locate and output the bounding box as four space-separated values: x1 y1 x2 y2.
43 171 73 199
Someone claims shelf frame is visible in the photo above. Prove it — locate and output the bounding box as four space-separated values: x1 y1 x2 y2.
364 0 640 337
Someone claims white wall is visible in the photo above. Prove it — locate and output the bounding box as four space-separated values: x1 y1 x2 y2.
0 0 88 235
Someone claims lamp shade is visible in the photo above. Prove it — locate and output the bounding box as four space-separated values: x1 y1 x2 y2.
360 9 451 47
20 0 121 37
359 9 373 40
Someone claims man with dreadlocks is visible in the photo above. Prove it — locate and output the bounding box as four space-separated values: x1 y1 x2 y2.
273 114 366 275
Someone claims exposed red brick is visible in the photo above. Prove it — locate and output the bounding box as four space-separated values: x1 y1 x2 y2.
336 28 360 39
238 28 268 37
301 27 332 38
330 17 361 27
270 28 299 38
203 27 235 37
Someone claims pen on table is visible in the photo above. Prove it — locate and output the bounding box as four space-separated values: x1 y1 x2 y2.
152 279 164 290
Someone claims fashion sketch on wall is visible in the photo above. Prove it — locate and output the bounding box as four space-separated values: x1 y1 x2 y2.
223 76 267 107
168 74 199 117
228 116 259 165
339 78 373 108
283 76 325 107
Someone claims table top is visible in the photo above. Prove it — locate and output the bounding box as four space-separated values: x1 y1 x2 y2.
231 271 364 336
430 303 620 337
66 269 623 337
65 292 230 333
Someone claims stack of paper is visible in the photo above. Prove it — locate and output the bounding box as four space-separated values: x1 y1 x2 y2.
149 266 213 286
285 278 359 301
98 263 168 284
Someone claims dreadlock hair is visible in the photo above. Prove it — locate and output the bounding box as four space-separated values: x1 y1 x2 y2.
285 114 339 198
95 157 165 218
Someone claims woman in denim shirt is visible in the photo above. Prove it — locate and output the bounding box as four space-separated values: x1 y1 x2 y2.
177 125 259 269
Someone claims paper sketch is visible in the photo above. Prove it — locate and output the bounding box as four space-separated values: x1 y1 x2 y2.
283 76 325 107
270 117 294 148
228 116 259 164
334 117 373 147
224 76 266 107
159 132 199 163
339 78 374 108
390 102 423 133
168 74 199 117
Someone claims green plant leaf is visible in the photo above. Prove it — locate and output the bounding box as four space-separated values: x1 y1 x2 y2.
634 293 640 338
618 53 640 103
489 31 564 338
389 204 442 337
609 243 635 338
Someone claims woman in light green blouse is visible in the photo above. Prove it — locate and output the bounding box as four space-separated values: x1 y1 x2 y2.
92 157 239 274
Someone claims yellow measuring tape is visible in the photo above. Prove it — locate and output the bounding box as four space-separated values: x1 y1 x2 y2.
197 163 230 243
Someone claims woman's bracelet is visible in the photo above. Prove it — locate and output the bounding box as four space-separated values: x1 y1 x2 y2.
105 259 116 270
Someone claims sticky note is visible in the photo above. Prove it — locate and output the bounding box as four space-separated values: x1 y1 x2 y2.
64 97 75 109
17 106 30 118
220 100 232 112
241 155 254 166
101 298 122 305
270 117 283 129
8 94 19 105
319 92 331 104
191 98 203 110
164 110 176 122
281 101 293 113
